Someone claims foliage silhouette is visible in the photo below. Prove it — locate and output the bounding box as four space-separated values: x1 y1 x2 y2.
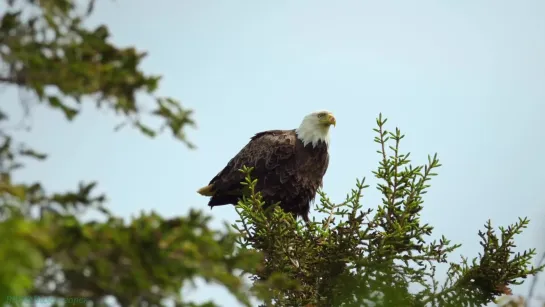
1 0 261 306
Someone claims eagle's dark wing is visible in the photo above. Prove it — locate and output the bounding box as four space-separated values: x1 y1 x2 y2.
210 130 297 195
319 154 329 188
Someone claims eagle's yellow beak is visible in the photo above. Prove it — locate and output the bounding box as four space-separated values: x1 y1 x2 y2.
324 114 336 127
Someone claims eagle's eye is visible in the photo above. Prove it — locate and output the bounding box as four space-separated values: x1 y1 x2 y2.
317 113 326 118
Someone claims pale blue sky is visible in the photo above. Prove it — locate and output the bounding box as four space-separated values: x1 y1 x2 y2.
3 1 545 306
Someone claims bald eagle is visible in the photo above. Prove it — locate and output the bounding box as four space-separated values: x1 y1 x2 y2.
197 110 335 222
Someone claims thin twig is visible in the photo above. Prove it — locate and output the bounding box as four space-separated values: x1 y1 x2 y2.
527 250 545 304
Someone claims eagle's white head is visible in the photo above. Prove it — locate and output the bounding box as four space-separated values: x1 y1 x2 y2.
295 110 336 148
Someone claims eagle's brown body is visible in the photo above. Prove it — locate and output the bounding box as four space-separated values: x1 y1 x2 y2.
198 110 335 222
204 129 329 222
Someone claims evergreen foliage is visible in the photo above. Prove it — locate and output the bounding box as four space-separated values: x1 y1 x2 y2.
234 115 543 306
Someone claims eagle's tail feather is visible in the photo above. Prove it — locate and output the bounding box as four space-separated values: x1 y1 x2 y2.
197 184 215 196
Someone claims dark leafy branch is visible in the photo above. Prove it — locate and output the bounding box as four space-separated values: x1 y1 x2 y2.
1 0 195 146
0 1 264 306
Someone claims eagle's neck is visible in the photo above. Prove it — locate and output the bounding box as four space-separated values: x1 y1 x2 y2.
295 124 330 148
